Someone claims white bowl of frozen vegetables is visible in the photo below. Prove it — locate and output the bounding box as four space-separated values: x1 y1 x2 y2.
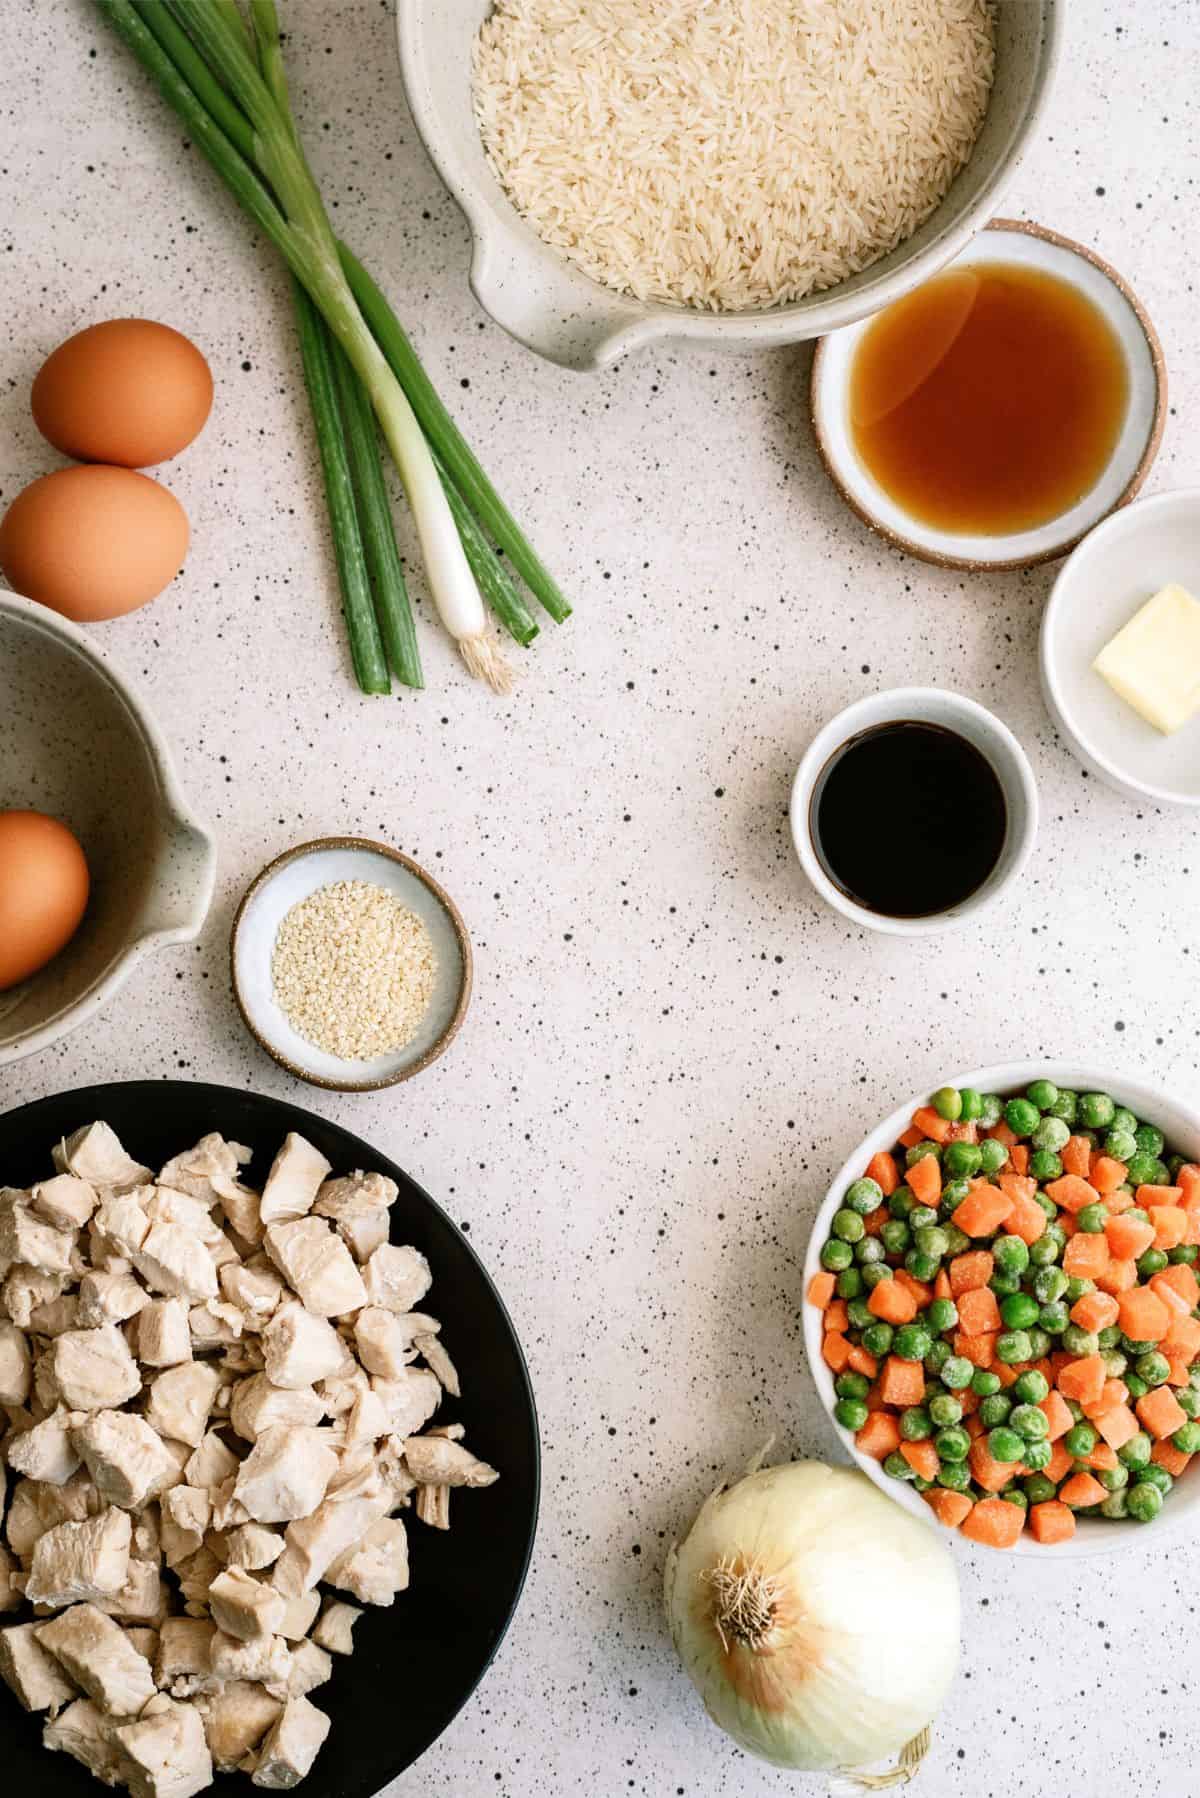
803 1064 1200 1558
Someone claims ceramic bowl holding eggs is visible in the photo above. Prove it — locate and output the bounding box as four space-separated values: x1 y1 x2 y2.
0 589 216 1064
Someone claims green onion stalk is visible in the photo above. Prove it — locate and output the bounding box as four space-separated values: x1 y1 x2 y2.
97 0 565 692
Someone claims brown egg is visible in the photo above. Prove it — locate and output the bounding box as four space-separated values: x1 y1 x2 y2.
32 318 213 467
0 811 90 991
0 465 189 622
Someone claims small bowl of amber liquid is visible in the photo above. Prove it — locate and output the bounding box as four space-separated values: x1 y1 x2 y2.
810 219 1166 570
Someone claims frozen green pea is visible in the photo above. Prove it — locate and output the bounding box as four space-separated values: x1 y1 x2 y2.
846 1299 874 1331
1000 1293 1039 1330
939 1178 971 1213
1137 1249 1169 1278
832 1208 865 1243
1076 1203 1107 1234
926 1297 958 1333
1101 1489 1130 1519
1135 1123 1165 1159
835 1371 871 1401
993 1234 1030 1275
1078 1092 1116 1130
936 1461 972 1492
1021 1438 1053 1473
1045 1089 1078 1125
1110 1107 1138 1137
1140 1463 1174 1496
854 1235 885 1264
978 1138 1009 1176
862 1263 893 1291
943 1140 982 1179
987 1426 1025 1463
1038 1301 1069 1335
1105 1128 1137 1164
906 1141 942 1169
932 1086 962 1122
1013 1369 1050 1404
1023 1471 1058 1503
893 1323 933 1361
1005 1098 1041 1138
959 1088 983 1122
1032 1265 1069 1304
940 1357 974 1391
914 1226 949 1261
861 1322 894 1357
844 1177 884 1214
880 1219 911 1255
925 1338 952 1374
996 1329 1033 1364
1029 1149 1063 1182
1124 1373 1148 1401
1025 1079 1059 1111
888 1189 915 1219
934 1425 970 1463
928 1392 963 1427
1118 1431 1153 1469
900 1407 933 1441
990 1270 1022 1298
1127 1481 1163 1522
1065 1276 1096 1304
1032 1115 1070 1154
883 1451 915 1481
1170 1244 1200 1265
1062 1325 1100 1357
836 1268 862 1299
1063 1422 1096 1457
821 1240 853 1271
1010 1403 1050 1442
1026 1328 1052 1359
1137 1351 1171 1386
972 1369 1002 1397
1173 1421 1200 1454
979 1393 1013 1428
834 1397 869 1431
1028 1233 1062 1268
1098 1463 1129 1492
977 1094 1004 1128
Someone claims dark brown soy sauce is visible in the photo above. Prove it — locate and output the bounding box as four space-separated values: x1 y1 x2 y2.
810 721 1007 917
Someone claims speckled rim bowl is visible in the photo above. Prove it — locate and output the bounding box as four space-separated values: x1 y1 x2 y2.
789 687 1038 936
395 1 1063 370
231 837 472 1093
810 220 1167 570
803 1063 1200 1559
0 588 216 1066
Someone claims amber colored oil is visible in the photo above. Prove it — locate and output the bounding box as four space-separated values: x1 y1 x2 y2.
849 262 1130 535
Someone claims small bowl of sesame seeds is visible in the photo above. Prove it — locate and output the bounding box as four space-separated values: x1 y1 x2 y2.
231 837 472 1091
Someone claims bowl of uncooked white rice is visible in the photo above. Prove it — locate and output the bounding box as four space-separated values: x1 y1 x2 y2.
396 0 1062 369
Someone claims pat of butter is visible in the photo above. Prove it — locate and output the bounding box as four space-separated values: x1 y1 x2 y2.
1093 583 1200 735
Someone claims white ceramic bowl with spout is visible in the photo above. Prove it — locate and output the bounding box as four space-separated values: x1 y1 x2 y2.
0 590 216 1064
396 1 1064 370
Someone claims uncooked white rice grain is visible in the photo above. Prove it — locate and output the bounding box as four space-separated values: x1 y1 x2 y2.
472 0 995 313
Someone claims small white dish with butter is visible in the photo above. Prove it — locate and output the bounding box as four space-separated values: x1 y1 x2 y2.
1041 489 1200 805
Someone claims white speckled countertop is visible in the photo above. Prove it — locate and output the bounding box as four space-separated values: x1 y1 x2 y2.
3 2 1200 1793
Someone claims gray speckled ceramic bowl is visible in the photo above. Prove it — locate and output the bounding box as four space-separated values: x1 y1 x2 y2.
0 591 216 1064
396 1 1063 370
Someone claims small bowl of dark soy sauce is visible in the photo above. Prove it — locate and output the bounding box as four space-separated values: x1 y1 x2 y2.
789 690 1037 934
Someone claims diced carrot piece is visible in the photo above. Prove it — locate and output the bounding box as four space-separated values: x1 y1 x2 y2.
922 1487 974 1530
933 1268 952 1301
905 1154 941 1208
1007 1192 1048 1246
985 1120 1018 1147
998 1173 1036 1207
894 1268 933 1307
1038 1389 1074 1440
867 1279 917 1325
1069 1290 1119 1334
1096 1256 1138 1296
1089 1156 1128 1195
1049 1350 1074 1379
900 1439 939 1481
1094 1403 1140 1451
1059 1214 1078 1239
1031 1357 1056 1385
1163 1314 1200 1363
1178 1164 1200 1209
1046 1439 1073 1483
1057 1354 1107 1407
824 1299 849 1334
1063 1233 1109 1280
1151 1263 1200 1316
1079 1441 1118 1471
969 1436 1019 1493
1152 1440 1193 1477
855 1411 902 1460
1166 1356 1192 1388
945 1121 979 1145
1149 1206 1189 1252
965 1410 986 1438
1061 1136 1093 1178
1117 1286 1172 1343
1139 1184 1185 1209
954 1330 997 1369
911 1106 952 1145
863 1205 888 1236
1009 1144 1030 1176
959 1496 1024 1549
879 1356 926 1408
949 1250 994 1296
807 1271 836 1309
1028 1500 1076 1544
865 1151 900 1197
822 1331 852 1372
953 1186 1014 1238
1187 1209 1200 1247
959 1387 981 1416
1059 1470 1106 1509
1136 1385 1189 1440
846 1344 879 1379
898 1126 923 1149
957 1286 1002 1337
1105 1213 1156 1260
1105 1189 1135 1215
865 1381 886 1412
1046 1174 1099 1215
1086 1377 1130 1418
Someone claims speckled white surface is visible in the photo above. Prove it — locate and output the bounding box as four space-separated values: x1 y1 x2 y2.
3 3 1200 1794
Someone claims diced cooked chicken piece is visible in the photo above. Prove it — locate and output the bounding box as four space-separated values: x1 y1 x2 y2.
0 1322 33 1407
264 1220 366 1319
51 1323 141 1412
233 1426 338 1526
138 1299 192 1369
311 1599 359 1657
414 1333 460 1399
77 1270 149 1328
73 1411 179 1510
229 1376 324 1444
145 1364 220 1447
314 1366 366 1420
208 1630 291 1691
251 1694 330 1790
325 1516 408 1607
26 1506 131 1607
92 1193 152 1259
275 1591 319 1642
188 1301 244 1349
196 1680 282 1772
414 1483 449 1530
223 1524 283 1571
161 1487 212 1554
271 1483 391 1598
219 1260 285 1332
353 1308 416 1381
216 1184 263 1248
285 1639 331 1699
174 1544 222 1611
0 1194 78 1276
114 1692 214 1798
360 1243 431 1313
6 1469 102 1560
158 1136 250 1205
403 1436 499 1489
313 1172 396 1262
8 1407 83 1485
0 1620 78 1711
155 1618 219 1698
147 1186 222 1244
44 1695 132 1785
91 1557 166 1625
208 1567 286 1642
135 1223 218 1304
124 1625 158 1661
0 1542 20 1611
3 1265 69 1329
259 1137 332 1231
31 1175 98 1232
28 1295 82 1337
220 1341 266 1377
55 1124 150 1193
130 1505 163 1564
343 1388 390 1448
369 1368 441 1438
35 1601 157 1715
184 1431 240 1492
261 1303 345 1391
35 1344 65 1412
